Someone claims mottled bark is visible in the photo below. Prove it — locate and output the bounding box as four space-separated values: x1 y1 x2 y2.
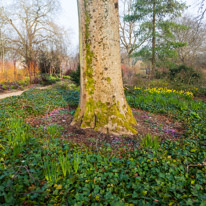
152 0 156 76
72 0 137 135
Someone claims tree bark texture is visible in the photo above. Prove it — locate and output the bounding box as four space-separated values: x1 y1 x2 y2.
72 0 137 135
152 0 156 76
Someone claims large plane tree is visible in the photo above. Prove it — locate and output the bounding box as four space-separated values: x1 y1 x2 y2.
72 0 137 135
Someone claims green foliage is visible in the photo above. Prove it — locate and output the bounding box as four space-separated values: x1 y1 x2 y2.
62 75 71 80
0 81 23 92
6 118 30 157
17 78 30 87
42 157 61 184
2 85 7 90
55 89 79 107
0 86 205 205
41 74 60 85
140 133 160 150
73 153 80 174
169 64 201 84
53 80 79 91
42 152 80 183
125 0 187 68
46 124 63 139
58 154 71 177
126 87 206 143
130 77 206 98
69 64 80 86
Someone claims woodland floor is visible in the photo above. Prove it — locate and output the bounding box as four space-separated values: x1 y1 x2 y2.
26 106 185 150
1 86 205 205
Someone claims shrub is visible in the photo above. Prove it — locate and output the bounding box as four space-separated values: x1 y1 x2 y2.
62 75 71 80
169 64 201 84
17 78 30 87
2 85 7 90
69 64 80 86
64 69 73 76
154 70 168 79
41 75 60 85
53 80 80 92
32 77 42 84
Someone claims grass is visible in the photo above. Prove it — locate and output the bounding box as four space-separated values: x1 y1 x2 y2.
0 85 205 205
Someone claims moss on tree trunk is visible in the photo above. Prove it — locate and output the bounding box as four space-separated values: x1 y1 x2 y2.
72 0 137 135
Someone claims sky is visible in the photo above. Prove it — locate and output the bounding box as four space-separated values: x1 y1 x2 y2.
1 0 204 47
58 0 205 49
1 0 79 51
58 0 79 51
2 0 203 49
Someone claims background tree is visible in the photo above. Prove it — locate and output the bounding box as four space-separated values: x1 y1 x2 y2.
0 10 7 74
197 0 206 21
0 0 66 82
72 0 137 135
0 28 5 74
174 16 206 68
126 0 186 75
119 0 150 66
38 24 71 77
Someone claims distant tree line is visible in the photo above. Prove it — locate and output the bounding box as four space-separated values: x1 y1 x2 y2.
119 0 206 78
0 0 71 83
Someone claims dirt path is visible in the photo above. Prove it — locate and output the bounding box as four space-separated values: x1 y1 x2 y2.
0 86 50 100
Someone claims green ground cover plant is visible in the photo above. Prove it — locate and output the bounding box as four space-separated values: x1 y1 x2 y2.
130 77 206 98
0 86 205 205
0 75 64 93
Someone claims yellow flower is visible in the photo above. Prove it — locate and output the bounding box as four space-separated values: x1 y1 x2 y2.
144 87 193 98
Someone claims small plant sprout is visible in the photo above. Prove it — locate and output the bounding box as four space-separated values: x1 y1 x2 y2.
140 134 160 150
42 157 60 184
46 124 62 139
73 153 80 173
58 153 71 177
7 119 29 156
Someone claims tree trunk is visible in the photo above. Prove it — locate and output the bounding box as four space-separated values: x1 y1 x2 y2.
28 61 32 85
72 0 137 135
13 60 17 82
33 61 36 78
152 0 156 77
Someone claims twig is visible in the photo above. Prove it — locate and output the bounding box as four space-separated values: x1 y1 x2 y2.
187 161 206 173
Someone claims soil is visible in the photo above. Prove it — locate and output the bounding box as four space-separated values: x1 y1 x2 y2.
194 96 206 102
26 107 185 150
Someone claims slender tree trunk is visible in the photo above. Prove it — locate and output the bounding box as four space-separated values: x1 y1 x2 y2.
152 0 156 77
49 65 52 75
28 61 32 85
0 29 5 73
2 43 4 73
127 50 133 67
72 0 137 135
33 61 36 78
13 60 17 82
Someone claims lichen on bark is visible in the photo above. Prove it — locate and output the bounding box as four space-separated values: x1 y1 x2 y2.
84 0 95 95
72 0 137 135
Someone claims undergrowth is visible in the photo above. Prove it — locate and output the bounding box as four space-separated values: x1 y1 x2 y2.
0 87 205 205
